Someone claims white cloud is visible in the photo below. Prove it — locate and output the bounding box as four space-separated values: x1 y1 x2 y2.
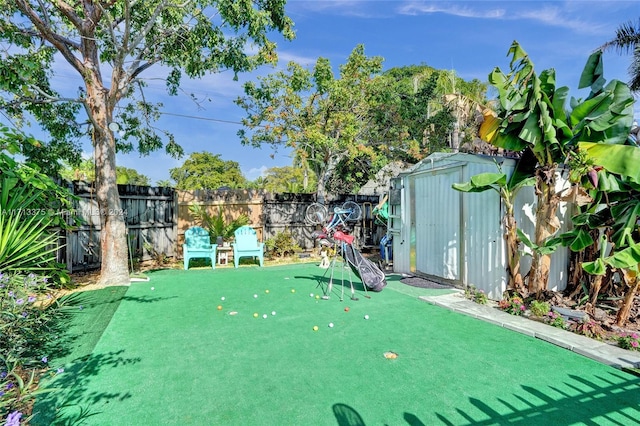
397 2 505 19
245 165 268 181
396 1 610 36
276 50 318 67
287 0 384 18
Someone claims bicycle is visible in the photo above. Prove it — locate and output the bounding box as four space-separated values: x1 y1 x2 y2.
305 200 362 229
306 200 362 254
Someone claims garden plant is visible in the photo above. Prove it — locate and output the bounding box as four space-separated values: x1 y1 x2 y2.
0 131 77 423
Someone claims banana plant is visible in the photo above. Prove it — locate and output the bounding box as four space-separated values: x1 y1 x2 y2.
582 236 640 326
559 166 640 326
480 41 634 294
453 156 535 292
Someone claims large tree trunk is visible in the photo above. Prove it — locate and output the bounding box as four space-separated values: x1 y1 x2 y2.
86 84 130 287
528 167 561 294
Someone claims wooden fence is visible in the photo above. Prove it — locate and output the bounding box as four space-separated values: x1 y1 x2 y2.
56 182 177 272
55 183 386 272
177 190 385 252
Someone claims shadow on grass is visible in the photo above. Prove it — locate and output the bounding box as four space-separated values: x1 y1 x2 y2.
435 372 640 425
333 403 365 426
42 287 129 368
31 349 142 425
121 294 177 304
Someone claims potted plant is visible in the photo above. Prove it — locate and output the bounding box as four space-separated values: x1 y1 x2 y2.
189 204 250 244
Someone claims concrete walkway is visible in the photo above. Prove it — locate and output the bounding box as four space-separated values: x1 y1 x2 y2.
420 291 640 371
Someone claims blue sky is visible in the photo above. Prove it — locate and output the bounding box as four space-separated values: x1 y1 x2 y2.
9 1 640 185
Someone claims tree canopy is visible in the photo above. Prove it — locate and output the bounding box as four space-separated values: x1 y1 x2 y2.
59 157 150 185
260 165 317 193
0 0 294 285
236 46 488 197
170 151 246 190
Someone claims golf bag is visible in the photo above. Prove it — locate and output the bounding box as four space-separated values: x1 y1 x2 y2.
341 243 387 292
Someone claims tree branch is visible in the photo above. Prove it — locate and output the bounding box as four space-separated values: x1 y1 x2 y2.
14 0 84 74
51 0 83 29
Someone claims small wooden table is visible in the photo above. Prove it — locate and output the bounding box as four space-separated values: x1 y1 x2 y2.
217 246 233 265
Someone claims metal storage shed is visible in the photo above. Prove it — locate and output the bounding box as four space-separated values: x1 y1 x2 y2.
388 152 570 300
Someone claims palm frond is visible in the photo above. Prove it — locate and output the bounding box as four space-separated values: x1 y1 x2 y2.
599 19 640 54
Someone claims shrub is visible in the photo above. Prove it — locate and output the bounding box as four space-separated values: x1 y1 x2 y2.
189 205 249 242
0 272 70 421
464 285 487 305
616 332 639 351
498 294 526 316
529 300 551 317
544 311 568 329
569 318 604 340
265 230 301 258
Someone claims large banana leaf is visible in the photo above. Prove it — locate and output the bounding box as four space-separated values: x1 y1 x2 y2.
606 243 640 270
452 172 506 193
578 142 640 184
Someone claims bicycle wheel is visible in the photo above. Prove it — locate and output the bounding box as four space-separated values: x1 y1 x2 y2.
305 203 328 225
342 201 362 221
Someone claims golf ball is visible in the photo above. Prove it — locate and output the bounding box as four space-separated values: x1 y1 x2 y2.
310 293 314 297
364 315 369 320
150 287 155 290
313 325 319 331
265 289 270 294
254 294 258 298
263 314 268 319
329 323 334 328
253 313 259 318
221 296 225 301
291 289 296 293
271 311 276 316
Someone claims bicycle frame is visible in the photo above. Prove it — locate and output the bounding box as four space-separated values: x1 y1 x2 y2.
323 207 353 234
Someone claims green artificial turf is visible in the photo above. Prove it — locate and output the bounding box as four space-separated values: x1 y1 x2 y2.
33 263 640 425
51 286 129 366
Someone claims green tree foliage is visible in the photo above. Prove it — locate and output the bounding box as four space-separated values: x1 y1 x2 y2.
0 0 294 285
59 158 95 182
116 167 150 186
381 65 488 159
155 179 173 188
59 158 150 185
0 126 74 282
237 53 488 197
170 152 247 190
261 166 317 193
236 45 391 201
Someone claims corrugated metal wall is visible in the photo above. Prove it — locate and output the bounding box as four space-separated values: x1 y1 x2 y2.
460 159 510 299
394 153 570 300
412 165 462 281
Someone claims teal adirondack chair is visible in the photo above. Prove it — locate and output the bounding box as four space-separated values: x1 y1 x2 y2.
183 226 217 270
232 226 264 268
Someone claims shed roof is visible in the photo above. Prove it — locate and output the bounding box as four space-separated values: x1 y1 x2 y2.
399 152 517 177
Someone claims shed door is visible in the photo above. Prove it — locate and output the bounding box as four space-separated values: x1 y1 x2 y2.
412 167 462 281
